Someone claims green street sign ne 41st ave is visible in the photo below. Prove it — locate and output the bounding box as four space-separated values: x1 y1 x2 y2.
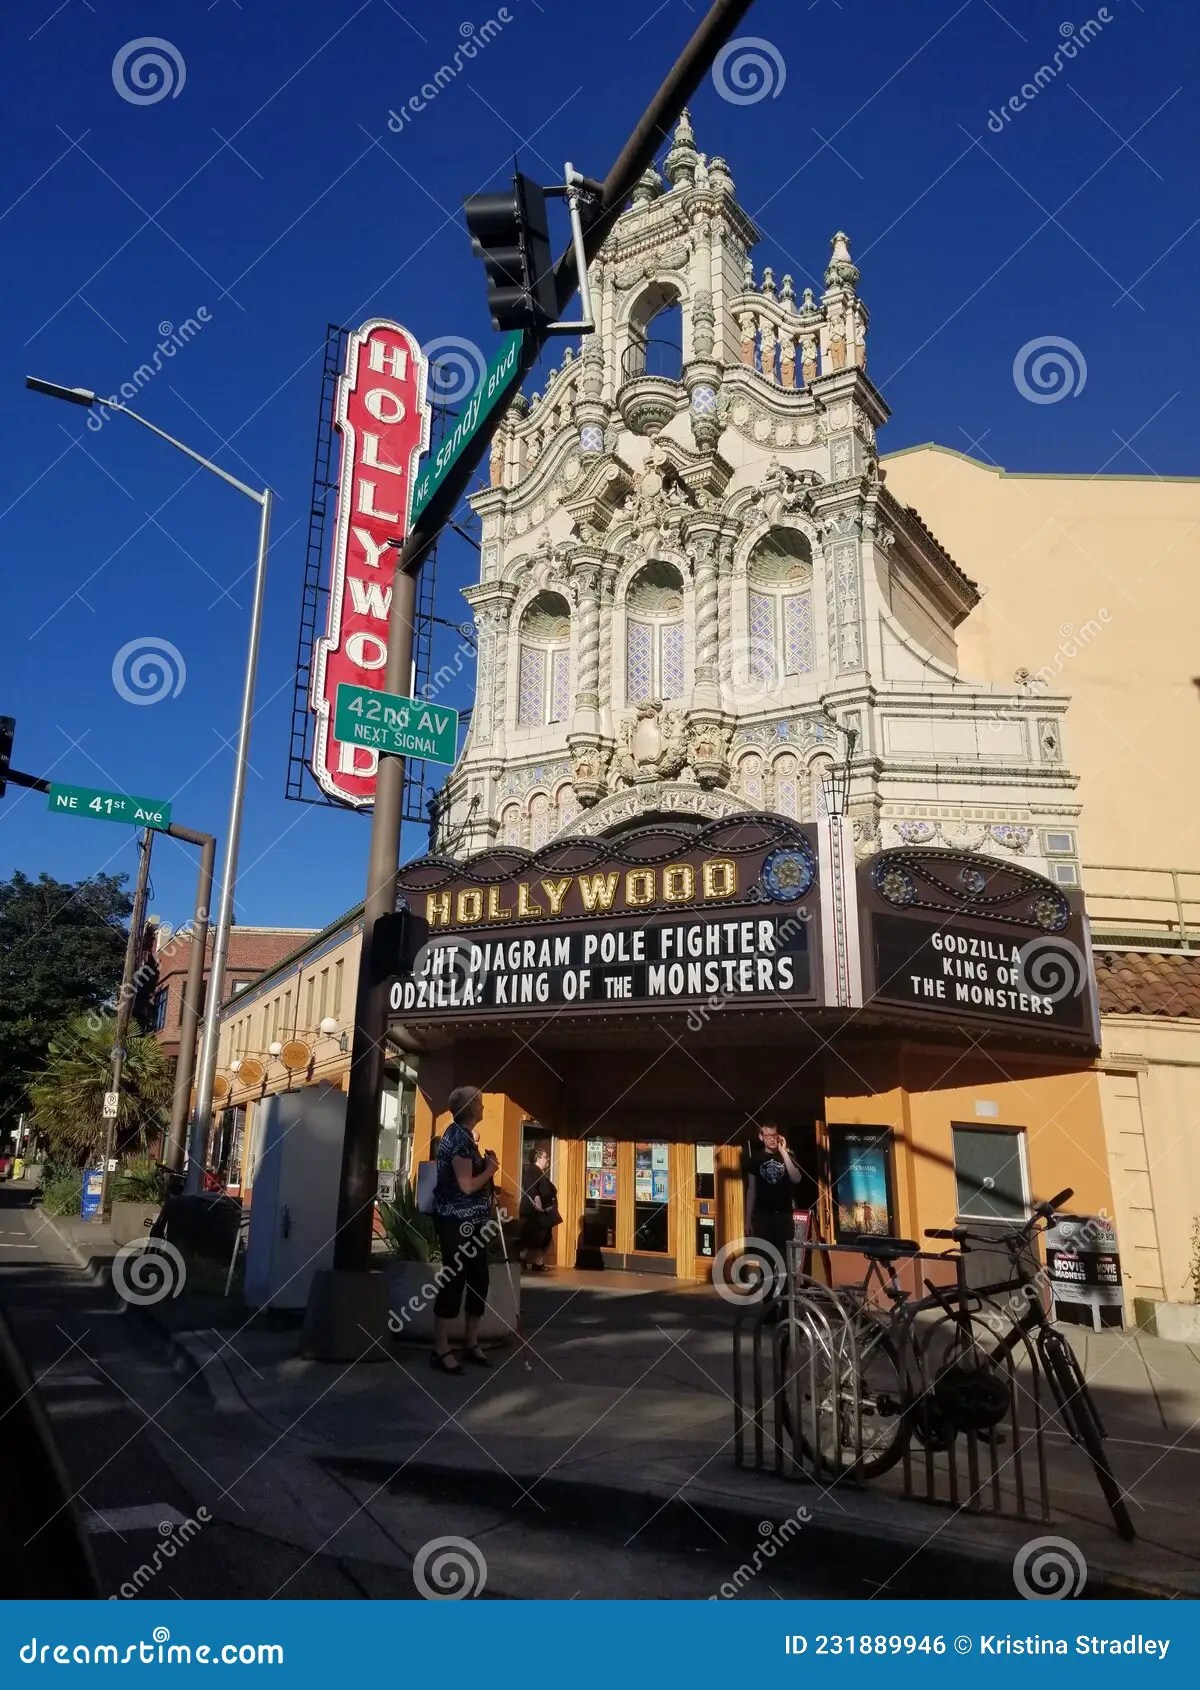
334 683 458 765
47 784 172 830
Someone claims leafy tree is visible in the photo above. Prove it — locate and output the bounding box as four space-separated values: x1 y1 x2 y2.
0 870 131 1127
27 1014 172 1163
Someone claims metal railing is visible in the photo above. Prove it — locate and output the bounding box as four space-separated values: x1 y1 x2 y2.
732 1242 1053 1526
1083 863 1200 950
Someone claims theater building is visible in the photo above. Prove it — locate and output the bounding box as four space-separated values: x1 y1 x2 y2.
388 115 1116 1280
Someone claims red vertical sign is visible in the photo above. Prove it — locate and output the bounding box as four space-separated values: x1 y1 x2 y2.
310 318 431 806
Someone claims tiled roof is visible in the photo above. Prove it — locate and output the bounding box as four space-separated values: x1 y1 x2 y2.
1095 949 1200 1019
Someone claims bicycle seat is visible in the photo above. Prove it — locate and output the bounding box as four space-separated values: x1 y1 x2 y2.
857 1236 921 1261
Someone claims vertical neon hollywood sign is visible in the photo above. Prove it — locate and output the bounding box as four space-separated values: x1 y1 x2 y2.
309 319 431 806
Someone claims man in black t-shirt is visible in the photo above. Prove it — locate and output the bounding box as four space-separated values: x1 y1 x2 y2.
744 1122 802 1292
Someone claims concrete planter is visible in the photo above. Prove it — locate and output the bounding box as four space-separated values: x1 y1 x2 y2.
385 1256 520 1344
1142 1300 1200 1343
110 1201 161 1248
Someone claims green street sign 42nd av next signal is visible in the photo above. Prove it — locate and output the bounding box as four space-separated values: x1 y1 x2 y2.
48 784 172 830
334 683 458 765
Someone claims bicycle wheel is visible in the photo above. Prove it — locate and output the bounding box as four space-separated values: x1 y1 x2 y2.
1038 1327 1136 1542
781 1307 911 1478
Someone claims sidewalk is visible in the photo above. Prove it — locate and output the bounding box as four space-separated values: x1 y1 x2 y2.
36 1207 1200 1597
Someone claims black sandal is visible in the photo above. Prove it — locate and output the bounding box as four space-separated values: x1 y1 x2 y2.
430 1350 464 1375
463 1346 492 1368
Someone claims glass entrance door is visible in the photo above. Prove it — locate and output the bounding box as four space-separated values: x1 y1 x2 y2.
579 1136 673 1269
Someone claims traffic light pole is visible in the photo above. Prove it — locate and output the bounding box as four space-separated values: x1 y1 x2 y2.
302 0 756 1360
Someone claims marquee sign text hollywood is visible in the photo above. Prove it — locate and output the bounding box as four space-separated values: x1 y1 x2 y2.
390 852 817 1018
309 318 431 806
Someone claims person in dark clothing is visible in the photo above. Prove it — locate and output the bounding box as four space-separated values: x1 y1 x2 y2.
519 1144 558 1272
744 1121 802 1294
430 1086 498 1374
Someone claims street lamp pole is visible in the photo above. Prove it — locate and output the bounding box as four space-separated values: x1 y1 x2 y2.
25 377 272 1193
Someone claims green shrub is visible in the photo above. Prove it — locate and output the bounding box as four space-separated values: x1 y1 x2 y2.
41 1171 83 1217
378 1181 439 1262
111 1156 167 1205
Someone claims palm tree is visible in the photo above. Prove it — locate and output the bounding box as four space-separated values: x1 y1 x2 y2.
28 1013 173 1163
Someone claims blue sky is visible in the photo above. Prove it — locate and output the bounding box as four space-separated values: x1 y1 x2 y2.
0 0 1193 935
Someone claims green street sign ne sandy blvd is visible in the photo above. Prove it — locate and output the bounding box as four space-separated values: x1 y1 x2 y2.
47 784 172 829
410 331 523 523
334 683 458 765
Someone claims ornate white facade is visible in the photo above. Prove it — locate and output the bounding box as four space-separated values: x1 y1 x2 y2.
435 114 1079 881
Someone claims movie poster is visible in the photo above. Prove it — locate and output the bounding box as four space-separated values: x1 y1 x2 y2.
829 1128 893 1239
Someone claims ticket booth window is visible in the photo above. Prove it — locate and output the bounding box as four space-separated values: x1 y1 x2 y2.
952 1124 1028 1222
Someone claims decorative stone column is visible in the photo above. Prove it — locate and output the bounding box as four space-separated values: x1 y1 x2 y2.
684 290 722 452
567 562 609 806
576 339 607 457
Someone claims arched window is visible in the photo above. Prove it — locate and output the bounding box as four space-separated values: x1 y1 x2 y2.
516 592 571 728
529 792 552 849
773 752 800 819
556 783 580 832
499 803 521 846
623 285 683 382
625 560 686 703
735 751 765 807
746 529 814 685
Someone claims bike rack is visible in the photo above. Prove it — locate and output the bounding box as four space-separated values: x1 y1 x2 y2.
732 1241 1054 1526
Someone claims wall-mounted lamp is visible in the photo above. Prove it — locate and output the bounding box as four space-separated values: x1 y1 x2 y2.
319 1017 339 1038
268 1040 283 1060
819 724 859 819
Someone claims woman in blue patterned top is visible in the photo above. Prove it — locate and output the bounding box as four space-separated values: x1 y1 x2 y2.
431 1085 498 1374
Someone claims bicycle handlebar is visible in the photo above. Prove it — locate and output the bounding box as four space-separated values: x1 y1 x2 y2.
923 1188 1074 1252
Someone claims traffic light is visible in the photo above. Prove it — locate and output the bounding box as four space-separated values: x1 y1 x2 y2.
464 174 558 332
0 717 13 799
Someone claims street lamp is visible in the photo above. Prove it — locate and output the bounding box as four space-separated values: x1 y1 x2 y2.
819 724 859 818
26 375 274 1194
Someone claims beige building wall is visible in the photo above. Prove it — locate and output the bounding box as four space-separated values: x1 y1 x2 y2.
1099 1017 1200 1316
882 445 1200 874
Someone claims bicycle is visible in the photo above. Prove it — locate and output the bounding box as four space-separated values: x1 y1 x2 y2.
780 1188 1136 1541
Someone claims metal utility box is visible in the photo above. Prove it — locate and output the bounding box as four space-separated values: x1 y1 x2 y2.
244 1084 346 1310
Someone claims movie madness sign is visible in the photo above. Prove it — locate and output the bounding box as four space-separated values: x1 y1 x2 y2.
310 319 431 806
386 818 822 1024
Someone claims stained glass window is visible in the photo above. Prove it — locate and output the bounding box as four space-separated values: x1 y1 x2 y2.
783 592 814 675
660 621 685 699
748 590 774 685
517 646 547 727
774 753 800 819
550 649 570 723
626 619 654 704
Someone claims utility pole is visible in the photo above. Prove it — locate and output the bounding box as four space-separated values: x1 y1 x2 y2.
99 828 154 1220
302 0 757 1359
162 825 217 1176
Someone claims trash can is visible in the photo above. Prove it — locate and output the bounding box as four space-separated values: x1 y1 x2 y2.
12 1158 24 1181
